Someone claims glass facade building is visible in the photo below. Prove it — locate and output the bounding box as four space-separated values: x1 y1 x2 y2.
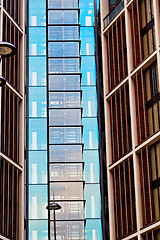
26 0 102 239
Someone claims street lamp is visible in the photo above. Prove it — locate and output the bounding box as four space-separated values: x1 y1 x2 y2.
0 42 16 57
46 202 61 240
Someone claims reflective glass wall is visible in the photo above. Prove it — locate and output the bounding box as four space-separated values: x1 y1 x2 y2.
79 0 103 238
27 0 48 239
47 0 85 239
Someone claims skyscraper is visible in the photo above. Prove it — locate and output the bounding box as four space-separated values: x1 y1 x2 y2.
0 0 25 239
100 0 160 239
26 0 103 239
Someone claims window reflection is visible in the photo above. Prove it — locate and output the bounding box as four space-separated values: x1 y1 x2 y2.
49 145 83 162
48 42 80 57
48 58 80 73
49 92 81 108
49 75 80 91
48 0 78 9
48 10 78 25
48 26 79 40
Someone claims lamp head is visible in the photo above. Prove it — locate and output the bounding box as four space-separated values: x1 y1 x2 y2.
0 76 7 87
46 203 61 211
0 42 16 57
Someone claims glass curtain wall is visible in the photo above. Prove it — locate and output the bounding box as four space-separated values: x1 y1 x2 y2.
79 0 103 239
27 0 48 239
47 0 85 239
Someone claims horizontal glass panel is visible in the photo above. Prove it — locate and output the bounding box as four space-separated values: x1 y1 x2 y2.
50 221 85 240
49 127 82 144
49 75 80 90
29 0 46 26
29 220 48 240
81 56 96 85
49 163 83 181
29 87 47 117
85 219 102 240
50 182 84 200
29 185 48 219
84 184 101 218
81 86 97 116
49 145 83 162
48 58 80 73
49 109 81 125
48 0 78 9
82 118 99 149
48 10 78 24
83 150 100 183
29 27 46 55
29 57 46 86
29 151 47 184
80 27 95 55
48 42 79 57
50 201 84 220
49 92 81 108
29 118 47 150
48 26 79 40
79 0 94 26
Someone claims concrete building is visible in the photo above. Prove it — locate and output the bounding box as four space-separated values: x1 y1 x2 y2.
100 0 160 239
0 0 25 239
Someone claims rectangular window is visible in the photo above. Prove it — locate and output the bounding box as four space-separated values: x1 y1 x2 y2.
48 10 78 25
48 42 80 57
48 26 79 40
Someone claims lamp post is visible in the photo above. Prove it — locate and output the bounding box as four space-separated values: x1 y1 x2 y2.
46 202 61 240
0 42 16 151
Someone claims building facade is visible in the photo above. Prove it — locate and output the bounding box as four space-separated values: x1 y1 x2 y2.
0 0 25 239
26 0 103 239
100 0 160 239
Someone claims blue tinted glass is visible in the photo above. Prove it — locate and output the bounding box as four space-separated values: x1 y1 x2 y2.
79 0 94 26
29 185 48 219
29 151 47 184
29 220 48 240
81 86 97 117
48 42 80 57
29 28 46 55
80 27 95 55
48 10 78 24
29 87 47 117
48 0 78 9
29 118 47 150
84 184 101 218
29 0 46 26
81 56 96 85
29 57 46 86
83 150 100 183
48 26 79 40
82 118 98 149
48 58 80 73
85 219 102 240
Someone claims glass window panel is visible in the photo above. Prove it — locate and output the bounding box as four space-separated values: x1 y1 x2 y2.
81 56 96 85
48 42 79 57
49 145 83 162
29 0 46 26
29 185 48 219
49 163 83 181
29 28 46 55
29 151 47 184
80 27 95 55
79 0 94 26
48 10 78 24
48 58 80 73
50 201 84 220
49 92 81 108
81 86 97 116
29 118 47 150
50 182 84 200
85 219 102 240
49 109 81 125
49 75 80 91
82 118 99 149
49 127 82 144
83 150 100 183
48 26 79 40
29 220 48 240
29 57 46 86
84 184 101 218
50 221 85 240
29 87 47 117
48 0 78 9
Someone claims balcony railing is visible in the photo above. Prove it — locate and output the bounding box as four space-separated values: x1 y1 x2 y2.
103 0 124 29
